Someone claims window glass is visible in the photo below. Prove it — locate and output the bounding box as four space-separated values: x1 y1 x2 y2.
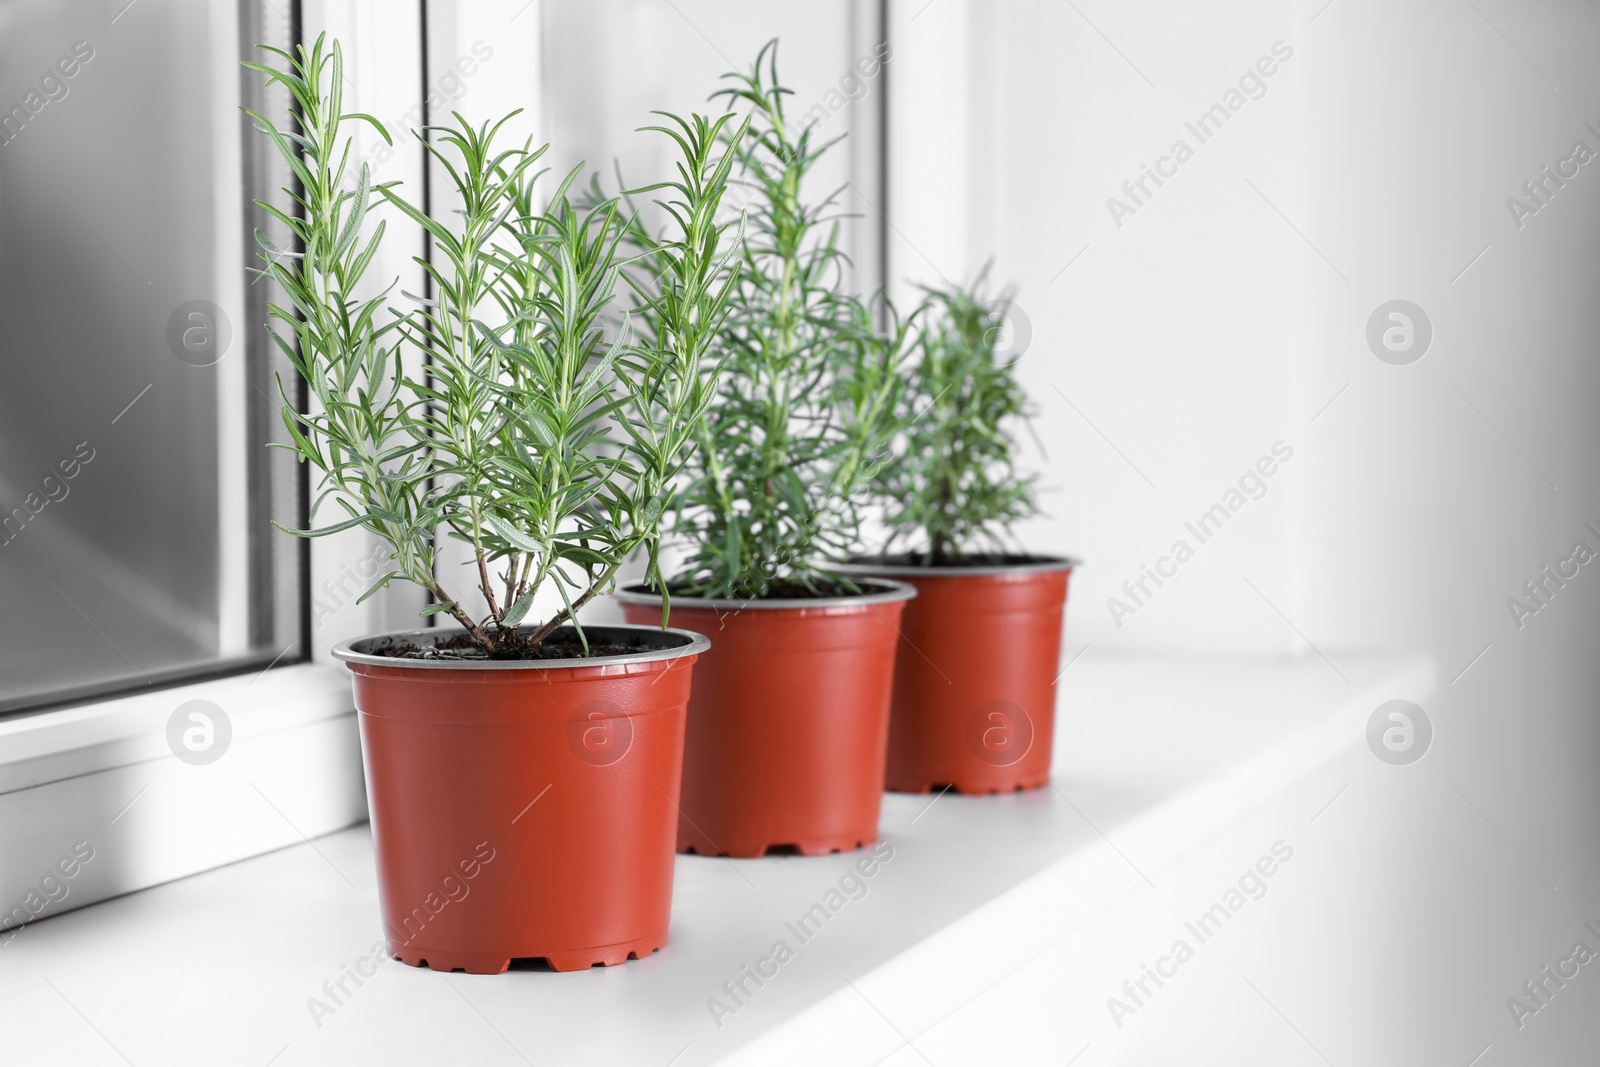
0 0 301 714
538 0 885 299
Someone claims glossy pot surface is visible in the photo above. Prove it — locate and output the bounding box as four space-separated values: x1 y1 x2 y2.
335 624 706 973
615 580 914 856
828 558 1075 794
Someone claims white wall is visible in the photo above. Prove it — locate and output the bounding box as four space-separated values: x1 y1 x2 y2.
890 0 1600 662
890 0 1306 656
888 2 1600 1060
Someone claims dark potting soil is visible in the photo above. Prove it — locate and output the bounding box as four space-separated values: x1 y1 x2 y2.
862 551 1048 568
373 630 651 662
661 575 863 600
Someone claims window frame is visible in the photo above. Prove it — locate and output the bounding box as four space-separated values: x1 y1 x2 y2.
0 0 307 722
0 0 892 927
0 0 431 926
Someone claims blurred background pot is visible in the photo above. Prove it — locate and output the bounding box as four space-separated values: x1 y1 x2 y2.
828 557 1076 795
614 580 915 857
334 624 707 973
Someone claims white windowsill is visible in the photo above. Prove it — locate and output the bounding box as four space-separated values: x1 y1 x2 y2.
0 662 367 920
0 663 354 792
0 650 1432 1066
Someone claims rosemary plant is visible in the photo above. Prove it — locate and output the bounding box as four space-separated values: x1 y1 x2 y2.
663 43 908 599
246 35 744 655
872 273 1039 565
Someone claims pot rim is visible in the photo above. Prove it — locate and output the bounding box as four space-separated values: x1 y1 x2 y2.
330 622 711 671
610 576 917 612
823 554 1080 578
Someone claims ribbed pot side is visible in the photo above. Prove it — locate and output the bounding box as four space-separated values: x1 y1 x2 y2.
828 558 1075 795
334 624 706 973
614 580 915 857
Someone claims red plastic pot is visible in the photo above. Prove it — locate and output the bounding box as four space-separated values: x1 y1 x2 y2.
829 557 1076 795
613 580 916 857
333 624 707 974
